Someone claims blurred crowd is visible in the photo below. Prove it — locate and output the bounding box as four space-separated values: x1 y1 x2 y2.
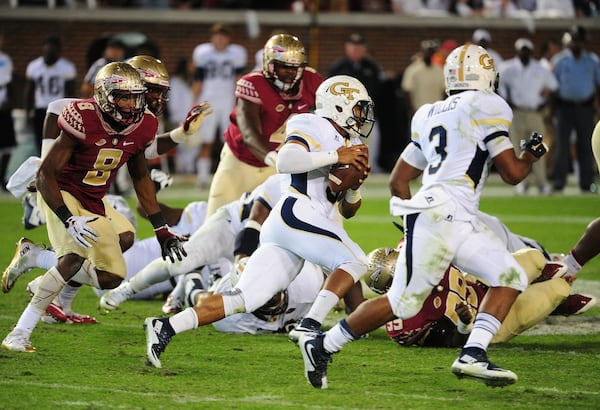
9 0 600 16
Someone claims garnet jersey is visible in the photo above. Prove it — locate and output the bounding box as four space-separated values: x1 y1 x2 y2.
224 68 323 167
57 99 158 215
385 266 486 347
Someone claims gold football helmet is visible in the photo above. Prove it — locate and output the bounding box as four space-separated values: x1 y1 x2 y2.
365 247 399 294
94 62 146 126
126 55 170 116
262 34 306 92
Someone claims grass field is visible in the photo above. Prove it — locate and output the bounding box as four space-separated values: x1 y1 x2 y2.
1 174 600 409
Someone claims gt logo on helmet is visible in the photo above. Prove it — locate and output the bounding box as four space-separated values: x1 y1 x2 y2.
330 82 360 101
479 53 495 70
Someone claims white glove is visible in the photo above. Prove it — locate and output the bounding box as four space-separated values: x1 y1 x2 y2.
65 215 99 248
150 169 173 192
169 103 213 143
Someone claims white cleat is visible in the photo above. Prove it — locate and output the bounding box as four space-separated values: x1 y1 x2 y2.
99 282 134 311
2 238 40 293
144 317 175 368
451 347 517 387
1 329 36 353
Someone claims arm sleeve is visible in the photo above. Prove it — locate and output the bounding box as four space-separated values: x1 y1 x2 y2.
276 143 338 174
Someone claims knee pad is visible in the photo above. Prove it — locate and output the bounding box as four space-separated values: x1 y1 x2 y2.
337 261 367 283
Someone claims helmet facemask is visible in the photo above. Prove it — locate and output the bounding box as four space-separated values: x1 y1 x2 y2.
126 55 170 116
346 99 375 140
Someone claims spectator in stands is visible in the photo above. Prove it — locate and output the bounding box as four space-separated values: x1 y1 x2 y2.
498 37 558 196
401 39 446 115
551 25 600 194
328 33 387 172
472 29 503 66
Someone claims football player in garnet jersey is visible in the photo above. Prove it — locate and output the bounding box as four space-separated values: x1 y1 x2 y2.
1 62 187 353
205 33 323 216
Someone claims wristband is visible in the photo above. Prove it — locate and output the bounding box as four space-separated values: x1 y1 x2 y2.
169 127 187 144
148 212 167 230
55 205 73 225
264 151 277 167
344 189 362 204
234 225 261 257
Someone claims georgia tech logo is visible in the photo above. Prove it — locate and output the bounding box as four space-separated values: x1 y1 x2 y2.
479 53 495 70
330 82 360 100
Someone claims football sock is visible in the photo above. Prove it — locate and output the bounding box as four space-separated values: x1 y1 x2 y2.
169 307 198 333
30 267 66 318
36 248 57 270
129 259 170 293
304 289 339 325
14 304 44 335
57 283 81 313
562 251 582 277
324 319 359 353
464 312 500 351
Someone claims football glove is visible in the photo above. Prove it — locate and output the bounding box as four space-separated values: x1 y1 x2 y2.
150 169 173 192
169 103 213 143
154 225 188 263
520 132 548 159
65 215 99 248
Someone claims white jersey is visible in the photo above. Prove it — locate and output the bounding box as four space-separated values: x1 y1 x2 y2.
157 173 288 277
0 50 13 106
403 90 514 215
212 262 324 334
283 113 363 217
192 42 247 105
171 201 208 236
26 57 76 108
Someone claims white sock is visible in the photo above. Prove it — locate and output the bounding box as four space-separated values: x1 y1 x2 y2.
464 312 501 351
129 259 170 294
196 158 211 183
57 284 80 313
36 249 57 270
323 320 357 353
562 252 582 277
14 304 44 335
30 267 66 316
304 289 339 325
169 307 198 334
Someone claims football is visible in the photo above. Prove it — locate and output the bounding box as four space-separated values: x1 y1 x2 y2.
328 163 365 192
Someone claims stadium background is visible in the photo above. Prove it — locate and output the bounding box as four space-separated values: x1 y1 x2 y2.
1 7 599 109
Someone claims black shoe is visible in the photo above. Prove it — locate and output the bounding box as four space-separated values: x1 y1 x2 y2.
144 317 175 368
299 331 332 389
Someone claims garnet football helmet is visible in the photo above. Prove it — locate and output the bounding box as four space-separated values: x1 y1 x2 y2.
126 55 170 116
315 75 375 140
365 247 398 294
262 34 306 92
444 43 498 96
94 62 146 126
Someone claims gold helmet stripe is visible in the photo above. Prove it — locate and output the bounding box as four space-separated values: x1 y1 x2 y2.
457 43 471 82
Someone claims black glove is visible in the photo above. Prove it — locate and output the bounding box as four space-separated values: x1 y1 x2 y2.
154 225 188 263
520 132 548 158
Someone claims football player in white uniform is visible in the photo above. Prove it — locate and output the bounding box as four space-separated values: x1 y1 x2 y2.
184 258 325 335
191 23 248 188
297 44 548 389
99 173 289 311
142 75 373 369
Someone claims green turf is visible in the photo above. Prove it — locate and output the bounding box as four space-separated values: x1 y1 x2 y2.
0 176 599 409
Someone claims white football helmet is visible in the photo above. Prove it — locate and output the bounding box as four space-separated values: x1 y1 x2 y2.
94 62 147 125
443 43 497 96
314 75 375 140
364 247 398 294
262 34 306 92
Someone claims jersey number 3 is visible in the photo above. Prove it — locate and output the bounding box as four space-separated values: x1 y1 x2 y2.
428 125 447 175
